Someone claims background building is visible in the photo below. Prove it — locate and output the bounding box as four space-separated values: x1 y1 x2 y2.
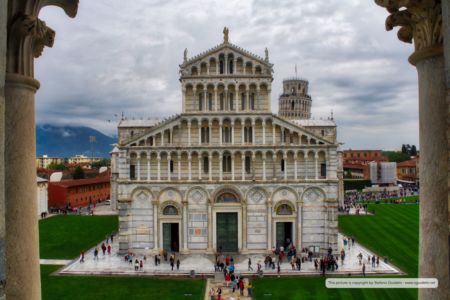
48 171 110 209
68 154 102 165
37 177 48 216
278 78 312 119
111 30 340 256
36 155 65 169
343 150 388 180
397 157 419 184
369 162 397 185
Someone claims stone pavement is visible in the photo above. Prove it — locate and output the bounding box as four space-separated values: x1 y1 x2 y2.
58 233 401 277
40 259 72 265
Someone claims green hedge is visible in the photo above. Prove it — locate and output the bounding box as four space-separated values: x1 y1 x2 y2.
344 180 372 191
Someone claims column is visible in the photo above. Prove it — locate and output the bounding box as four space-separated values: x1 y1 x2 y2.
170 128 173 144
242 205 248 252
251 119 256 144
187 121 192 146
262 120 266 144
208 121 212 144
314 152 319 180
177 153 181 180
161 131 164 146
214 87 218 111
224 88 228 111
267 202 272 250
153 201 159 251
219 120 223 145
188 153 192 181
209 153 212 181
262 157 266 181
283 153 287 181
182 201 188 252
256 87 260 110
198 123 202 145
246 89 249 111
242 153 246 180
204 86 207 111
294 155 298 180
207 202 213 251
182 86 186 112
252 152 256 179
281 128 285 145
231 121 235 145
303 153 307 179
272 154 277 180
137 157 141 180
4 4 78 299
231 154 235 181
241 121 245 144
272 124 276 144
198 156 202 180
157 153 161 181
297 202 302 250
147 151 151 180
219 153 223 181
167 154 171 182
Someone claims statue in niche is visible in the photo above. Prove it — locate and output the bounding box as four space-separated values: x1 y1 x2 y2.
223 27 229 43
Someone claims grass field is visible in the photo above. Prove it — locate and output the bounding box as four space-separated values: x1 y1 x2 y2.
39 215 118 259
252 204 419 300
41 265 205 300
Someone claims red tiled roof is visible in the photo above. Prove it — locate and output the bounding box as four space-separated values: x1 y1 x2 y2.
397 159 417 167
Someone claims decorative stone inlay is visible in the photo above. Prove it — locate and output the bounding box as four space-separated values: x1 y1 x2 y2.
375 0 443 64
303 187 324 203
249 190 264 204
189 189 206 204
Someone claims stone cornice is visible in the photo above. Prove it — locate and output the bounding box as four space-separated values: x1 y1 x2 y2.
375 0 443 65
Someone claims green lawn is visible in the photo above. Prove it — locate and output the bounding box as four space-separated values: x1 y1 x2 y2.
252 204 419 300
41 265 205 300
39 215 118 259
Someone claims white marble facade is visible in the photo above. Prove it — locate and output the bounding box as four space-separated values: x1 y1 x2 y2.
111 29 341 255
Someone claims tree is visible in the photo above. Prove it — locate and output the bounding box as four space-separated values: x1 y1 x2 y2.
91 159 110 169
47 163 66 170
401 144 407 154
73 166 85 179
410 145 417 156
382 151 411 163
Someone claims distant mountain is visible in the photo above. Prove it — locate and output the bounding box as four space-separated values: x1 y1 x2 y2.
36 124 117 158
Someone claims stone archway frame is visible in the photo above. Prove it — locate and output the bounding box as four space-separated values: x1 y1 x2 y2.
159 200 183 217
270 186 299 204
273 200 297 215
130 186 155 203
301 186 326 204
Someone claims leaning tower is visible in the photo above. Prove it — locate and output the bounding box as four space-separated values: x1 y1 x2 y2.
278 78 312 119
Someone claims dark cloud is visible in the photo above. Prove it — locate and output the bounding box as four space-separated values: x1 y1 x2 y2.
35 0 418 149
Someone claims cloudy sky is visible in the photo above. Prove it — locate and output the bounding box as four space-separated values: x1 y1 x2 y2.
36 0 419 150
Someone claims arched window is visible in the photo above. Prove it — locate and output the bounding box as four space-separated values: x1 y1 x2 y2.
241 93 246 110
219 60 224 74
244 126 252 143
250 93 255 110
281 159 285 172
291 101 295 110
222 127 231 143
276 204 293 215
198 93 203 111
220 93 224 111
203 156 209 174
229 60 234 74
222 153 232 172
216 192 239 203
245 155 251 174
201 126 210 144
163 205 178 215
208 93 213 111
170 160 174 173
229 93 234 110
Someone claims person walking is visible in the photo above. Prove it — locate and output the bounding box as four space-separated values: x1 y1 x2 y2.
277 262 281 277
134 259 139 271
154 254 158 266
101 243 106 255
139 259 143 271
176 259 180 270
209 287 215 300
362 263 366 277
376 256 380 267
248 257 253 271
107 243 111 255
216 287 222 300
239 278 245 296
371 255 376 268
94 247 99 261
80 250 85 263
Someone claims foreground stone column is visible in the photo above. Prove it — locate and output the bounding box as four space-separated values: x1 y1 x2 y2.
375 1 449 299
0 1 6 298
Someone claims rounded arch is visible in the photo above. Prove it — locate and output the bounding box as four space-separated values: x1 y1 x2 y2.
271 186 298 204
212 185 244 204
130 187 154 201
158 187 183 203
274 200 296 215
159 200 182 216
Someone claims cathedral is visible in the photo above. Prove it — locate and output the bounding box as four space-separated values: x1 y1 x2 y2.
111 28 342 255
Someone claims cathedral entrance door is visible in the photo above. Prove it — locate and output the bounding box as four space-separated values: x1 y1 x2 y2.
276 222 293 249
216 212 238 252
162 223 179 252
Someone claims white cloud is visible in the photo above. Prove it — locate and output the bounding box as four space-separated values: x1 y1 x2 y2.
34 0 419 150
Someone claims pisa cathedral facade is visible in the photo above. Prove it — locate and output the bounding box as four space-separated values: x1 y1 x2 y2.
111 30 343 255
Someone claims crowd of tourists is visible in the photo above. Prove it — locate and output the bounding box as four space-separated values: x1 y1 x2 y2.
213 254 253 299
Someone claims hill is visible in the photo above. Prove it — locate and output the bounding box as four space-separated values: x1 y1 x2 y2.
36 124 116 158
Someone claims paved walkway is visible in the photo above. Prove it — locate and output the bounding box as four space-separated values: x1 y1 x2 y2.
40 259 72 265
58 233 401 277
204 275 252 300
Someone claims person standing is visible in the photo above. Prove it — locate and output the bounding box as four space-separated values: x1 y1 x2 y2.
247 281 253 297
216 287 222 300
277 262 281 277
94 247 99 261
362 263 366 277
107 244 111 255
248 258 253 271
176 259 180 270
101 243 106 255
209 288 215 300
154 254 158 266
371 255 376 268
376 256 380 267
80 250 85 263
139 260 143 271
239 279 245 296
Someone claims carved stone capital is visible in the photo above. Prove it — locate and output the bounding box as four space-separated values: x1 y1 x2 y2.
375 0 443 64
